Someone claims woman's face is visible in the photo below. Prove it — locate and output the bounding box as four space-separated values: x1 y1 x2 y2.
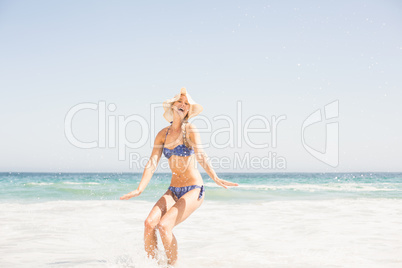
172 94 190 119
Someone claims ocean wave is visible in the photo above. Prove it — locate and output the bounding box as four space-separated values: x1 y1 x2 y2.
25 182 54 186
24 182 101 186
205 182 399 192
63 182 100 185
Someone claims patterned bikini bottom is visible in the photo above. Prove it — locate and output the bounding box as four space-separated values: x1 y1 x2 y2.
168 185 205 200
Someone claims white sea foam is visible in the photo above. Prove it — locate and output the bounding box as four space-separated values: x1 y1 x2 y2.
25 182 54 186
63 182 100 185
1 199 402 267
204 182 398 192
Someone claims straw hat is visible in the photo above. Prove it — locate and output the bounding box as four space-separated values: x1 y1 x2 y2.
163 88 203 123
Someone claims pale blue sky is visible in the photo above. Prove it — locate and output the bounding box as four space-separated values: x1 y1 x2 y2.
1 0 401 172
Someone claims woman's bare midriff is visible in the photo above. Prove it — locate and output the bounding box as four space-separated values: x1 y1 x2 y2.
168 154 203 187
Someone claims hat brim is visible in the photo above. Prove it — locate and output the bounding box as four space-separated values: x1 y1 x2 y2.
163 88 203 122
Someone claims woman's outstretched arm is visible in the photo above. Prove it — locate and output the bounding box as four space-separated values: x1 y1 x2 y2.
120 128 166 200
188 124 238 189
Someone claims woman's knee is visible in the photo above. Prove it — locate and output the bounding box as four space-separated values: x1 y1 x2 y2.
144 217 159 231
158 216 174 234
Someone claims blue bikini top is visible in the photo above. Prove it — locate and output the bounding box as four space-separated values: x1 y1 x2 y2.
163 122 194 159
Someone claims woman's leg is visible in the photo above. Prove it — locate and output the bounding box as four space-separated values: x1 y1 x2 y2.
144 190 176 258
158 187 204 265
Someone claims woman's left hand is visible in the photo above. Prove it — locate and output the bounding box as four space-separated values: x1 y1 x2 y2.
120 189 141 200
213 177 239 189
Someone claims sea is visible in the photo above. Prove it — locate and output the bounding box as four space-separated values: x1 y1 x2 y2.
1 172 401 267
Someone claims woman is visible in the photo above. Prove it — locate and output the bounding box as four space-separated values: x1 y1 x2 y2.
120 88 238 265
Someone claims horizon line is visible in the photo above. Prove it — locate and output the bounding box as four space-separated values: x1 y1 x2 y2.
1 171 401 174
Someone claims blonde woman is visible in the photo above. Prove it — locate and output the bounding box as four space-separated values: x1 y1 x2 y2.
120 88 238 265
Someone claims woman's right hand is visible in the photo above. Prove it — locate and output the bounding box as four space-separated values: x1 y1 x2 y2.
213 176 239 189
120 189 141 200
